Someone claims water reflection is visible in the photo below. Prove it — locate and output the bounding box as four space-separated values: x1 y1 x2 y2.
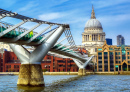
17 86 44 92
0 75 130 92
17 75 82 92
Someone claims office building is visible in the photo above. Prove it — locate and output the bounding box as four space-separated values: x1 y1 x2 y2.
106 38 112 45
117 35 125 45
97 41 130 72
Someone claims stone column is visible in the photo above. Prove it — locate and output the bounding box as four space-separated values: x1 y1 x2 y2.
114 51 116 72
96 35 98 41
121 65 122 71
92 35 93 41
108 52 110 72
127 65 128 71
17 64 44 86
85 35 86 41
82 35 84 42
97 53 99 72
94 35 95 41
102 52 104 72
85 35 87 41
90 34 92 41
98 34 100 41
78 68 86 76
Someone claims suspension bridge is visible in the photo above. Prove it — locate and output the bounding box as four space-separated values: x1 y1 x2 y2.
0 8 94 86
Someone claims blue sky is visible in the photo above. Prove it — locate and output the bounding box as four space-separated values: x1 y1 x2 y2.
0 0 130 45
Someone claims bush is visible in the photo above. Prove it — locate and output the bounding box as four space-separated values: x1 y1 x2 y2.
8 68 14 72
43 69 47 72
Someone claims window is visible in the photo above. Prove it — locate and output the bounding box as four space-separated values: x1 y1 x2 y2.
109 48 113 50
116 61 118 63
98 48 102 51
119 57 120 59
98 52 102 55
104 52 107 55
116 52 117 55
110 52 113 55
95 48 97 52
99 65 102 68
122 56 126 60
99 61 102 64
104 61 108 63
127 52 129 55
104 57 108 59
118 52 120 55
104 65 108 71
98 57 102 59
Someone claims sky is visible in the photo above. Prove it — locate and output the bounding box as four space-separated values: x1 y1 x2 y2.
0 0 130 45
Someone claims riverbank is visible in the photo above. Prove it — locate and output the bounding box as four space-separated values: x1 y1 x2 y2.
0 71 130 75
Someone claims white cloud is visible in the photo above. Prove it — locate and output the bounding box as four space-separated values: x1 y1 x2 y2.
18 1 39 12
38 10 78 21
98 14 130 27
38 12 67 21
92 0 130 9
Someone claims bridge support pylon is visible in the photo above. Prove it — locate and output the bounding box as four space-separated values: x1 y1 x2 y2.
73 55 94 76
78 68 86 76
17 64 44 86
9 26 65 87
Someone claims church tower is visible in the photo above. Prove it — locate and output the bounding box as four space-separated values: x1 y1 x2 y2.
82 5 105 57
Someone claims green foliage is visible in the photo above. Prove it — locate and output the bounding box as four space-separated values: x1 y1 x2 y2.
43 69 47 72
8 68 14 72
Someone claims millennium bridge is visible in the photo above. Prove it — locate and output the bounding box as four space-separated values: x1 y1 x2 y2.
0 8 94 86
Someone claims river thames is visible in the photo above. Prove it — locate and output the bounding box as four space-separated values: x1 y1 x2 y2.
0 75 130 92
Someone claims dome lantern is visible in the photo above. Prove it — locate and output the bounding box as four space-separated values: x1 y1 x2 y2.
91 5 96 19
85 5 103 30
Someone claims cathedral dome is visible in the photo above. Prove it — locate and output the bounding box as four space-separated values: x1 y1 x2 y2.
85 5 103 30
85 19 102 29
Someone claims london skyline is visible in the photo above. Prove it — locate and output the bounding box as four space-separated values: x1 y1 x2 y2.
0 0 130 45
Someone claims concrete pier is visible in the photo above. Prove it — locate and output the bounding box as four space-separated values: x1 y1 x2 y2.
17 64 44 87
78 68 86 76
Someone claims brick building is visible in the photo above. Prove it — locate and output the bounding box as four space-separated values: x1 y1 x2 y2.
0 48 93 72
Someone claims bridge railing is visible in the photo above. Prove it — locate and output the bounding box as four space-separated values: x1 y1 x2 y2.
0 21 47 41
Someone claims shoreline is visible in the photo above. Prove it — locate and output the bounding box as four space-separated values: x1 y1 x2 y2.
0 71 130 75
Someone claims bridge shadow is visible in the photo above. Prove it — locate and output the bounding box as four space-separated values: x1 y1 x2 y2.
17 75 97 92
16 75 87 92
17 86 44 92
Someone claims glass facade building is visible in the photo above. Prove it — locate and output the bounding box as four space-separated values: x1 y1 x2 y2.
106 38 112 45
117 35 125 45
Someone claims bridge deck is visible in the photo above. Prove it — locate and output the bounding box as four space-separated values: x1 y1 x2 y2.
0 27 43 42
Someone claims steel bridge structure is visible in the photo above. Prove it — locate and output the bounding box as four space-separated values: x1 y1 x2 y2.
0 8 94 86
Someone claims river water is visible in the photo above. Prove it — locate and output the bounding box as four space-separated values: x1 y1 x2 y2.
0 75 130 92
